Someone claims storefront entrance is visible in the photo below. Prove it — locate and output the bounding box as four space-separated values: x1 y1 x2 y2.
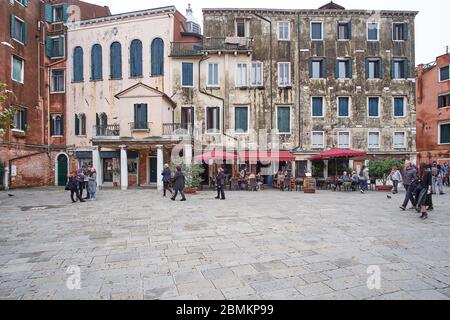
57 154 68 186
103 158 114 182
149 157 157 183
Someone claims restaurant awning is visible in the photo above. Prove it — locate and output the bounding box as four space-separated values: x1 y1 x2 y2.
309 148 367 161
194 149 237 162
239 151 295 162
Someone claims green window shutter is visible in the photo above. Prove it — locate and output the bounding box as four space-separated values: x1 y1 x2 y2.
404 59 409 79
22 21 27 45
45 4 53 23
321 58 327 78
348 60 352 78
378 60 383 79
61 115 64 136
335 59 339 79
365 59 369 79
50 116 55 136
391 60 395 79
96 113 100 126
134 104 138 126
45 37 53 57
23 0 29 7
75 115 80 135
348 22 352 39
308 59 312 78
11 15 15 39
63 3 69 22
22 110 27 130
59 36 65 56
403 23 409 41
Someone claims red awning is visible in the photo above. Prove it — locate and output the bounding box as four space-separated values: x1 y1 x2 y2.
309 148 367 161
194 149 237 162
239 151 295 162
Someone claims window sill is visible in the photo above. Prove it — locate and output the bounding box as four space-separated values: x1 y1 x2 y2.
129 76 144 79
182 86 194 89
90 79 103 82
337 39 351 42
50 91 65 94
12 79 24 85
51 56 65 60
109 77 123 81
150 74 164 78
72 80 84 84
12 38 25 46
132 129 150 132
250 85 264 89
12 129 26 138
206 86 220 89
76 135 87 138
51 135 64 138
278 85 292 89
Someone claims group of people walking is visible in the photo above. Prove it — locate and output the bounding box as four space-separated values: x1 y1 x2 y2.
399 161 445 220
161 164 186 201
66 165 97 203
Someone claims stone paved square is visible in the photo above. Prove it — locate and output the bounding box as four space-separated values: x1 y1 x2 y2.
0 187 449 300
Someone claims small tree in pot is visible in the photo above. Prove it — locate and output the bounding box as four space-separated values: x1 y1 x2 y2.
170 162 204 193
368 158 404 191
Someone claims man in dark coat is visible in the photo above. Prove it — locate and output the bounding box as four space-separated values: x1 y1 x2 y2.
215 168 226 200
400 161 418 211
161 164 173 197
171 166 186 201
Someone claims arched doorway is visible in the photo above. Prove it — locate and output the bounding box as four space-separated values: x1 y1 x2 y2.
57 154 69 186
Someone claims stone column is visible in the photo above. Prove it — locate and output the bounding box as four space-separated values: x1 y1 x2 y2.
184 143 192 166
324 160 329 179
349 160 354 171
3 167 9 191
291 161 296 177
156 145 164 191
92 146 101 188
120 145 128 191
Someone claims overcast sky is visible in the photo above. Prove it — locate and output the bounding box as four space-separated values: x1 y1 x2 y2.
85 0 449 65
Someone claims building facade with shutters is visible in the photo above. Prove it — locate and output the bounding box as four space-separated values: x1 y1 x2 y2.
171 2 418 179
0 0 110 189
66 6 200 190
416 53 450 164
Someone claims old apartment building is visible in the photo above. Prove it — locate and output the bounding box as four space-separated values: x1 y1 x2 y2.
66 6 201 190
171 2 418 177
0 0 110 189
416 52 450 164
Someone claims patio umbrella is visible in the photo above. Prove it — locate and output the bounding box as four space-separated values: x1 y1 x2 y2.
309 148 367 176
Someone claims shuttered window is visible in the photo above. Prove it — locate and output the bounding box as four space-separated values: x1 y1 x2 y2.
208 63 219 86
50 69 65 93
130 39 143 77
206 107 220 132
392 59 409 79
438 94 450 108
393 22 408 41
91 44 103 80
336 59 352 79
338 97 350 117
277 106 291 134
368 132 380 148
50 114 64 136
440 65 450 82
13 109 27 131
151 38 164 76
439 123 450 144
310 59 327 79
312 97 324 117
394 132 406 148
368 97 380 117
236 63 247 87
337 22 351 40
311 22 323 40
368 23 379 41
394 97 405 117
12 55 24 83
110 42 122 79
312 132 324 148
366 59 382 79
73 47 83 82
46 36 65 58
235 106 249 133
338 132 350 148
251 62 263 86
182 62 194 87
134 104 148 129
11 15 27 44
181 107 194 130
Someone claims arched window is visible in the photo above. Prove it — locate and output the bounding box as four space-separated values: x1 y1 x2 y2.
110 42 122 79
91 44 103 80
75 113 86 136
151 38 164 76
130 39 143 77
51 114 64 136
73 46 83 82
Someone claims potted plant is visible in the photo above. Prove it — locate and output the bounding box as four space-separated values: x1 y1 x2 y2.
170 162 204 194
368 158 404 191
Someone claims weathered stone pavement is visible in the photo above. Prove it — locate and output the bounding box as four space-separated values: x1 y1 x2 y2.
0 187 449 300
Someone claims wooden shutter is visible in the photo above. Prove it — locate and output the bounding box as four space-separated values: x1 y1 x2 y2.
348 22 352 39
50 115 55 136
45 4 53 23
60 115 64 136
365 59 369 79
404 59 409 79
73 47 83 82
75 114 79 135
22 110 27 130
91 44 103 80
335 59 339 79
110 42 122 79
348 60 352 78
308 59 312 78
151 38 164 76
321 59 327 78
130 40 143 77
378 59 383 79
403 23 409 40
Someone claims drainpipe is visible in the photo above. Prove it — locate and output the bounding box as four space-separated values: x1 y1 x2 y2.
297 13 302 150
253 13 273 130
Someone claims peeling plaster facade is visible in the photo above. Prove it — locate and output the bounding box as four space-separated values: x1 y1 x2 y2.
171 5 418 175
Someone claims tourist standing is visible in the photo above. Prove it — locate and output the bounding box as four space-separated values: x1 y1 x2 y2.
171 166 186 202
215 167 226 200
161 164 173 197
88 168 98 201
76 166 87 199
431 162 445 195
415 164 433 220
400 161 418 211
388 166 402 194
359 166 369 194
443 162 449 186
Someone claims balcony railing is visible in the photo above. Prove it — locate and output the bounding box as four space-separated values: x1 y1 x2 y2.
170 42 203 56
170 37 253 56
93 125 120 138
130 122 151 131
163 123 197 137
